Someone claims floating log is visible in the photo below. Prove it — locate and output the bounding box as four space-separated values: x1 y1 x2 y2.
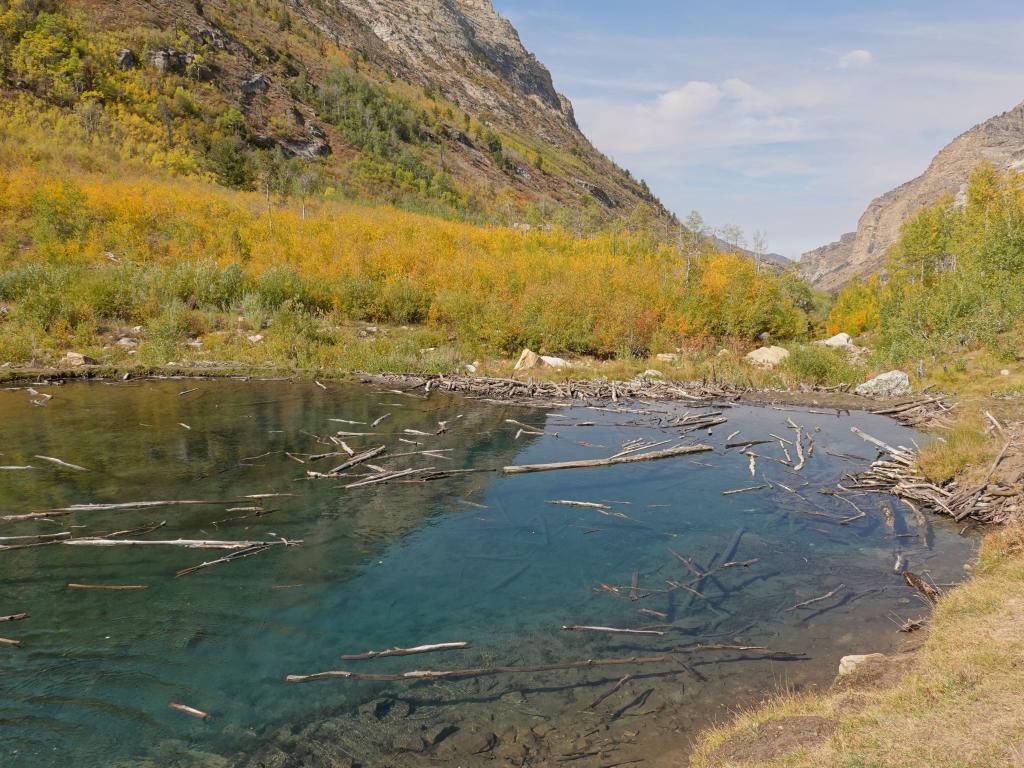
562 626 665 637
546 500 612 511
0 637 21 647
60 538 298 550
33 455 89 471
504 444 712 475
169 703 210 720
68 584 148 591
326 445 386 475
0 613 28 622
341 642 470 661
286 645 800 683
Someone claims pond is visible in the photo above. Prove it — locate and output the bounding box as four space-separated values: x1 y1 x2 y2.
0 379 977 768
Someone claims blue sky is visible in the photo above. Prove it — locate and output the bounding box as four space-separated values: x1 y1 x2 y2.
496 1 1024 257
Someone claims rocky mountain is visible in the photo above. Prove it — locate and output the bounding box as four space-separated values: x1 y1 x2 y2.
68 0 665 226
802 100 1024 291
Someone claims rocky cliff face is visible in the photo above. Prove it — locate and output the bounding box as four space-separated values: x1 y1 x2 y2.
802 100 1024 291
331 0 578 131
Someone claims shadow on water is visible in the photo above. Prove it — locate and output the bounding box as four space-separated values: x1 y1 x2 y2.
0 379 978 767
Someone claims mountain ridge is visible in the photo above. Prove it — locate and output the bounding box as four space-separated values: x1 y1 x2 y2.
801 99 1024 291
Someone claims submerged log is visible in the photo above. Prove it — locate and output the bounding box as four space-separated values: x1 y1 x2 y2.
785 584 845 612
504 444 713 475
341 642 470 661
60 538 299 550
286 645 799 683
904 571 942 603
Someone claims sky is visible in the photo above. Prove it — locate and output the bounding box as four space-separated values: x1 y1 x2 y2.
495 1 1024 258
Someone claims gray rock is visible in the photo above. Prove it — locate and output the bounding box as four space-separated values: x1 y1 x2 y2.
837 653 887 677
816 332 853 348
147 49 188 74
514 348 544 371
241 74 271 96
855 370 912 398
424 723 459 746
116 49 138 70
745 345 790 368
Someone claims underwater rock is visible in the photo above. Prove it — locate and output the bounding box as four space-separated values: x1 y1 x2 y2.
837 653 887 677
358 697 410 723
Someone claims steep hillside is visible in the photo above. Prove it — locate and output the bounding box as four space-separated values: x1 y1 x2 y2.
802 100 1024 291
1 0 665 228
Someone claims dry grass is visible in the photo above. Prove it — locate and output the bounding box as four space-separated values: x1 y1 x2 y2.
690 523 1024 768
917 416 1000 485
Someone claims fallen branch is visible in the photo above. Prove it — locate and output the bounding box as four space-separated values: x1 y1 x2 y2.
785 584 845 612
504 444 712 475
341 642 470 661
60 538 299 550
175 544 275 578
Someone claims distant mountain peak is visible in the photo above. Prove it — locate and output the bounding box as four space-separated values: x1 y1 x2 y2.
802 100 1024 291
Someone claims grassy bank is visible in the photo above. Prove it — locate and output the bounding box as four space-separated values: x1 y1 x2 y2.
691 522 1024 768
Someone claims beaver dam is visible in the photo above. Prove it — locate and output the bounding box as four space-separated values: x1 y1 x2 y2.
0 378 977 767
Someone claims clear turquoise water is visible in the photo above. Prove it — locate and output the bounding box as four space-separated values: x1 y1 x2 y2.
0 380 977 767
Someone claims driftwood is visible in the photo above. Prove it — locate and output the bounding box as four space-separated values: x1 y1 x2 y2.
33 455 88 471
850 427 1020 524
722 485 769 496
0 637 21 646
176 544 277 578
1 499 237 522
59 538 299 550
169 703 210 720
547 500 612 511
562 625 665 637
68 583 148 591
504 444 712 475
286 645 801 683
341 642 470 660
904 572 941 603
0 613 28 622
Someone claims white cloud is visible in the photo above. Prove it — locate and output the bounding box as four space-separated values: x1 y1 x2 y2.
576 78 805 157
838 49 874 69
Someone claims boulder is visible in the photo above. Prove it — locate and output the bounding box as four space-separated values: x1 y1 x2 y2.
116 49 138 70
116 337 138 349
60 352 95 368
241 73 271 96
745 346 790 368
247 334 264 344
656 352 680 363
837 653 887 678
816 332 853 348
514 349 544 371
1001 369 1011 377
855 370 912 398
642 369 664 378
540 355 570 369
147 49 188 74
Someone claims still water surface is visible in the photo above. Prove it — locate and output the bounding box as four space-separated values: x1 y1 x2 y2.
0 379 976 767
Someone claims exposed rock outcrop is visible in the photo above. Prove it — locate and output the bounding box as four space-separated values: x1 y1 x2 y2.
802 100 1024 291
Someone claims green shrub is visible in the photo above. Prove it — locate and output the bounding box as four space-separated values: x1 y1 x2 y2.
784 344 864 386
